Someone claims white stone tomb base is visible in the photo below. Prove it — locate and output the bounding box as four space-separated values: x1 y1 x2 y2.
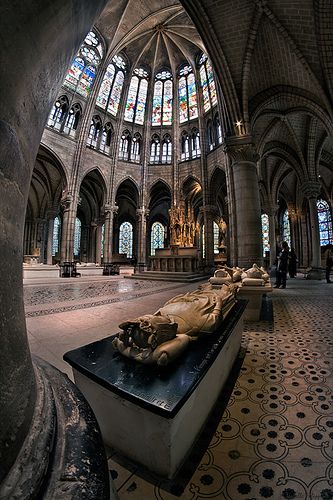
72 311 244 479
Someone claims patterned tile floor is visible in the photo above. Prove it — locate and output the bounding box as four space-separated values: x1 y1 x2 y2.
25 276 333 499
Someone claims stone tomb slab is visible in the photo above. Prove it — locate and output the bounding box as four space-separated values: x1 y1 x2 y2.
64 300 247 479
237 282 273 321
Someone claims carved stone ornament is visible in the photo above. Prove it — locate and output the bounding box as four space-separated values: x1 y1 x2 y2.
300 180 321 199
103 203 118 216
136 207 150 220
169 201 196 247
60 192 73 210
223 136 259 164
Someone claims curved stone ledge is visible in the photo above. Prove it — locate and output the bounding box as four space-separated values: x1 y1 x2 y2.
0 357 110 500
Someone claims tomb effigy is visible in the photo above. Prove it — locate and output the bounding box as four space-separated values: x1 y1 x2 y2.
64 283 246 478
209 263 272 320
112 282 238 366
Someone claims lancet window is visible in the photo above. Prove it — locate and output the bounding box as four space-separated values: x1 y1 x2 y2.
178 65 198 124
124 68 149 125
64 31 103 98
96 54 126 116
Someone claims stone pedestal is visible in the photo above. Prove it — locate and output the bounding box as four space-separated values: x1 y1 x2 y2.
237 282 273 321
64 301 247 478
214 246 228 266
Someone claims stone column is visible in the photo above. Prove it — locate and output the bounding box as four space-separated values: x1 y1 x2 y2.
136 207 150 271
46 213 56 265
201 205 216 270
0 0 110 494
301 181 322 279
266 204 279 269
95 223 102 266
103 204 118 263
60 192 75 262
223 136 262 268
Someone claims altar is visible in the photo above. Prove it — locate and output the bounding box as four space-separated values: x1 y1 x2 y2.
149 246 199 273
64 300 247 478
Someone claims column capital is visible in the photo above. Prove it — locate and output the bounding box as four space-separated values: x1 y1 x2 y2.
103 204 118 217
300 180 321 199
222 135 259 164
136 207 150 220
60 191 73 210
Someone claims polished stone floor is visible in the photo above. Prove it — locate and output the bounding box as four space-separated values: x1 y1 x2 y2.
25 275 333 499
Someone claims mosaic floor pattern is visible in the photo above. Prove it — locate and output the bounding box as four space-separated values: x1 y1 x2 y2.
24 278 187 317
106 279 333 499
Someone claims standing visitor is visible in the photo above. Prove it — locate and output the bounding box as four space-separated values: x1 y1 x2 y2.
274 241 289 289
289 247 298 278
325 243 333 283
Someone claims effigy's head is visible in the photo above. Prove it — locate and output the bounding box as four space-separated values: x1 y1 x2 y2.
118 314 178 350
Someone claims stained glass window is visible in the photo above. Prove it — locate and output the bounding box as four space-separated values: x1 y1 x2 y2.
96 64 115 109
152 80 163 126
213 222 219 254
119 221 133 258
136 78 148 125
96 55 126 116
199 64 210 112
199 53 217 112
261 213 270 257
124 76 139 122
109 70 124 116
178 66 198 123
163 78 173 125
179 77 188 123
282 210 291 246
101 223 105 258
317 199 333 245
52 216 61 256
124 68 149 124
64 31 102 98
74 217 81 257
151 222 165 255
65 57 85 92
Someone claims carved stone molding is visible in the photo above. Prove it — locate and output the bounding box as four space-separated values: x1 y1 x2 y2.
103 204 118 217
136 207 150 220
300 180 321 199
60 192 73 211
223 135 259 165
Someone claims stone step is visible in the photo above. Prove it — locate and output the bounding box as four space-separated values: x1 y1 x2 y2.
124 271 210 283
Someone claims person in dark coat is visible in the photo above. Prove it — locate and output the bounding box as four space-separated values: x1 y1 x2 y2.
288 247 298 278
325 244 333 283
274 241 289 288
